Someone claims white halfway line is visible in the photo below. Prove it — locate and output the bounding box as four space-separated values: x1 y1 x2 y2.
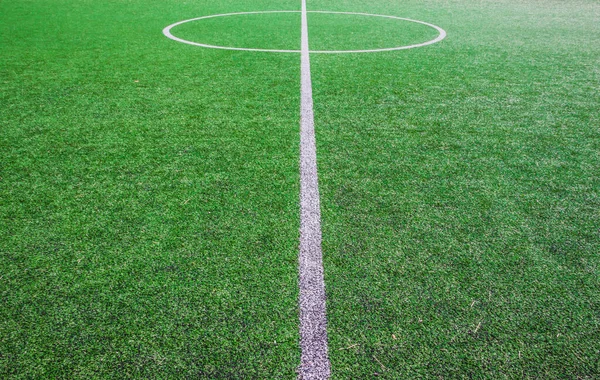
298 0 331 378
162 6 447 378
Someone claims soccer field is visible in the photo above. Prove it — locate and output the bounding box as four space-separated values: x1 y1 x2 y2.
1 0 599 378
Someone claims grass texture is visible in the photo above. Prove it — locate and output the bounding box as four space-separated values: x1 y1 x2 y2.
311 0 600 378
1 0 599 378
1 0 302 377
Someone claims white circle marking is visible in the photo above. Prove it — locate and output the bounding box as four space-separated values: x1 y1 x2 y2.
163 11 446 54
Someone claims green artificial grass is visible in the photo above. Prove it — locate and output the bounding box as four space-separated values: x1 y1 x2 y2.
310 0 600 378
1 0 599 378
307 12 439 52
173 12 301 51
1 0 302 377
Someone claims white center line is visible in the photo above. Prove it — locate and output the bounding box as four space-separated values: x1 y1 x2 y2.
298 0 331 378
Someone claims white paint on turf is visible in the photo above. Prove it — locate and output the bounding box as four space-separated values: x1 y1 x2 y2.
163 8 447 378
298 0 331 378
163 11 446 54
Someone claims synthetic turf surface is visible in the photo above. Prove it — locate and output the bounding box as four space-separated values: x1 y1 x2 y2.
311 0 600 377
1 0 302 377
1 0 599 378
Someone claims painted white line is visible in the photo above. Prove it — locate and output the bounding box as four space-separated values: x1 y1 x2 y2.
298 0 331 379
162 9 446 377
162 11 446 54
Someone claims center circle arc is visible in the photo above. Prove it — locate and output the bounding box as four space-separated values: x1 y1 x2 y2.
163 11 447 54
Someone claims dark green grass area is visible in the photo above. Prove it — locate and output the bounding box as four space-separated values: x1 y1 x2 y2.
310 0 600 378
308 13 439 52
173 12 301 51
1 0 302 377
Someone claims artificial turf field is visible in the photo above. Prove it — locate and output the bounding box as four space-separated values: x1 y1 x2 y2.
1 0 599 378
